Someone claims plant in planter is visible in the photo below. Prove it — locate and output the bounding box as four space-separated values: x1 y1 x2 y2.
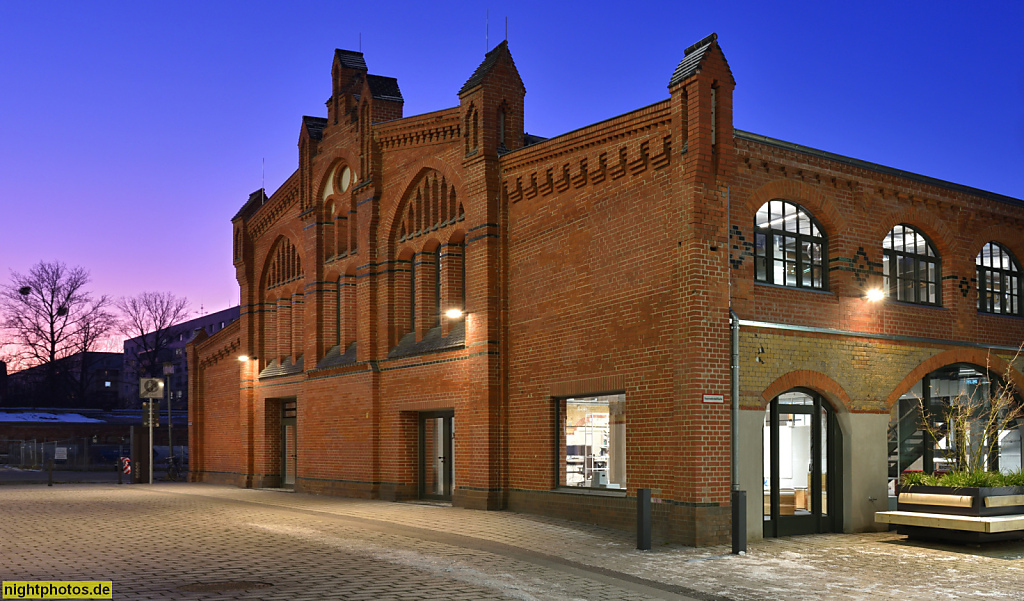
890 354 1024 542
914 355 1024 475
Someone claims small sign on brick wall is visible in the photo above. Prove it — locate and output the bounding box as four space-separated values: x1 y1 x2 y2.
702 394 724 404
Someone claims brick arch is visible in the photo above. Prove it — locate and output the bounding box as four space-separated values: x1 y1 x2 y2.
742 179 849 243
384 160 466 246
419 236 442 254
445 228 466 246
315 153 357 205
885 348 1024 409
869 207 958 264
258 234 305 292
759 370 853 413
965 223 1024 270
323 255 358 284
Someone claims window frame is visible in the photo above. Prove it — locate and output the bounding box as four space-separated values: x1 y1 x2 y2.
977 242 1023 316
882 224 941 306
754 200 828 290
556 393 627 492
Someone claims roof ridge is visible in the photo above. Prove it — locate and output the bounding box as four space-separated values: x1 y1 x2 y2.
734 129 1024 207
684 32 717 56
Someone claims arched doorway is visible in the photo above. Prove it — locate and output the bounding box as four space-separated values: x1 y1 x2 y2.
763 389 843 537
888 363 1022 491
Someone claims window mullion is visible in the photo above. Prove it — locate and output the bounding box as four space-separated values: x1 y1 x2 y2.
795 234 803 288
913 255 921 304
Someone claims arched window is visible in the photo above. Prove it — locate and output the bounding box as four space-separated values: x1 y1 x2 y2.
324 201 336 260
754 200 826 289
882 225 940 305
977 242 1022 315
335 276 342 348
409 254 416 335
433 247 442 328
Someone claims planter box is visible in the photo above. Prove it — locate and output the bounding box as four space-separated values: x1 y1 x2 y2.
892 485 1024 543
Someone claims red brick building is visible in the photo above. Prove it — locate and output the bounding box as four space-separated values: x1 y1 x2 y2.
189 34 1024 545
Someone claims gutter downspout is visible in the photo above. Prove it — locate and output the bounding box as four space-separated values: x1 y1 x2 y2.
728 184 746 554
730 308 745 554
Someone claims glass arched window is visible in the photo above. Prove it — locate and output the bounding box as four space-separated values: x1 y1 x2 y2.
755 200 826 289
977 242 1022 315
882 225 940 305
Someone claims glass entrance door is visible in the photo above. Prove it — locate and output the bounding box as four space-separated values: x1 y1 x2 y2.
281 400 297 489
420 411 454 500
763 391 840 537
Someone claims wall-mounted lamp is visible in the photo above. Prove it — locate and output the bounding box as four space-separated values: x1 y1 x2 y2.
238 354 257 362
445 308 464 319
865 288 885 302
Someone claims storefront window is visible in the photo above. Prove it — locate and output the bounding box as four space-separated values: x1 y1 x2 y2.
561 394 626 489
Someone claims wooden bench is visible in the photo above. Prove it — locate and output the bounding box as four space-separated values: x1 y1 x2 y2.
876 492 1024 542
876 510 1024 534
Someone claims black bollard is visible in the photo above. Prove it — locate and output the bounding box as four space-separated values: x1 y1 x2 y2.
48 460 53 487
732 489 747 554
117 460 122 485
637 488 652 550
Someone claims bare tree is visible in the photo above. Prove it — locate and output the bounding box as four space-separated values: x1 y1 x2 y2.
116 292 191 385
0 262 115 406
917 349 1024 474
1 262 113 365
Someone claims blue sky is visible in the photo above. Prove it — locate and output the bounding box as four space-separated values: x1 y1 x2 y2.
1 1 1021 316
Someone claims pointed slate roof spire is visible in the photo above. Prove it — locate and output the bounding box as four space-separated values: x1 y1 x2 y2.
460 40 517 95
233 188 268 221
302 116 328 141
669 33 731 87
366 74 403 102
334 49 367 72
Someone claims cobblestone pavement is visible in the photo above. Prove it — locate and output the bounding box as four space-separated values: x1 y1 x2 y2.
2 483 1024 600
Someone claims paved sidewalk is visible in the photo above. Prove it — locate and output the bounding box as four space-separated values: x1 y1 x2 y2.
2 483 1023 600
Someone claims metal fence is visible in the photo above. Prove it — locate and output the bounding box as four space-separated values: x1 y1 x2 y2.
2 438 190 473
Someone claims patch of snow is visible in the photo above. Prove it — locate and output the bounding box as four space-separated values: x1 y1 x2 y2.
0 412 103 423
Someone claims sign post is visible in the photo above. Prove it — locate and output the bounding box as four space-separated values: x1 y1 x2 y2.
140 378 164 485
164 363 174 475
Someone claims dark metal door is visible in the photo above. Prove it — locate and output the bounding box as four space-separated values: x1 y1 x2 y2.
420 411 453 500
282 400 297 489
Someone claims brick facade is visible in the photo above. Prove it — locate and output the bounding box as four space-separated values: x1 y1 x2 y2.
189 34 1024 546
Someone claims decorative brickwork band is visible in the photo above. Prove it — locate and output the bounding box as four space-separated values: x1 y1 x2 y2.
827 247 882 286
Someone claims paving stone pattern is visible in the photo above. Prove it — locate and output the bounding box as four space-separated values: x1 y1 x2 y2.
2 483 1023 600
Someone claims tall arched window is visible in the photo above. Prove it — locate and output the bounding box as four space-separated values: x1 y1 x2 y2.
882 225 940 305
433 247 442 328
977 242 1022 315
754 200 826 289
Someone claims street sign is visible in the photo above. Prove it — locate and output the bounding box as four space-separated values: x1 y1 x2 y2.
140 378 164 398
55 447 67 460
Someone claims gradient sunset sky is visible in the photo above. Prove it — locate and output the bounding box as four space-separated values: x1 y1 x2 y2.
2 1 1022 320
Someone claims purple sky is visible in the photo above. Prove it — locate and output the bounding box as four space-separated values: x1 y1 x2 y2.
2 2 1022 319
